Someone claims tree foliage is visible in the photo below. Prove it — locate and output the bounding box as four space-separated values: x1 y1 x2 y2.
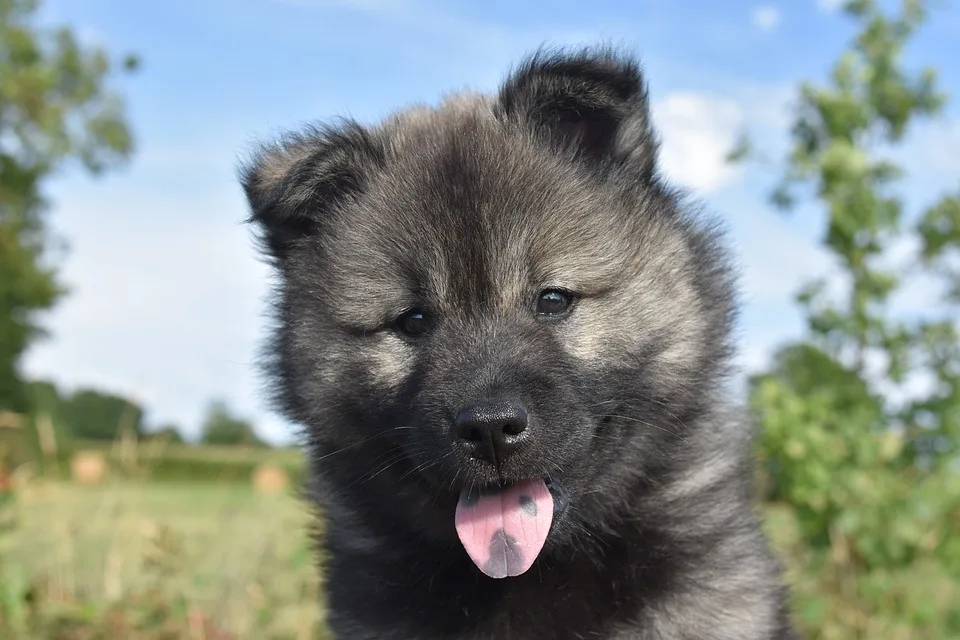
736 1 960 637
63 388 144 441
145 424 185 445
0 0 138 411
199 400 266 448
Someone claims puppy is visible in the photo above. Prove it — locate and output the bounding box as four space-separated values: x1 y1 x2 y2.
242 47 797 639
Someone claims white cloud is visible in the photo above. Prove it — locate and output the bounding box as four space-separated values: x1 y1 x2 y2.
21 139 296 445
752 6 781 31
653 92 745 193
915 118 960 177
650 82 794 196
817 0 846 12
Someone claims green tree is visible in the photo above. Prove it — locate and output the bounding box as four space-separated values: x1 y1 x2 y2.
145 423 185 445
0 0 138 412
199 399 265 447
63 388 144 441
735 1 960 637
21 378 70 463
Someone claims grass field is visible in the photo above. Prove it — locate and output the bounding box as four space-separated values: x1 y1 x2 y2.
0 476 800 640
3 460 949 639
1 478 330 639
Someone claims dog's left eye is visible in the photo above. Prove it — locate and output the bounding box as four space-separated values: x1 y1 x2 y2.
535 289 575 316
394 308 432 337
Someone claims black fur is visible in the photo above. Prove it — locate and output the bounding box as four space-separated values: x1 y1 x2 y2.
242 46 798 639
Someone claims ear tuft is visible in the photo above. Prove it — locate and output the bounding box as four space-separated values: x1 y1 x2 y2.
240 120 384 261
498 47 658 177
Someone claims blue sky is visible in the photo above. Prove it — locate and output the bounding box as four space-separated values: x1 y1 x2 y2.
22 0 960 444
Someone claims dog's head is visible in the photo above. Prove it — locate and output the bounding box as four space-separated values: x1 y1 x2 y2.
242 48 736 571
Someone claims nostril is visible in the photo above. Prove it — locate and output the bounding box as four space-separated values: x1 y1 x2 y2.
459 424 483 443
502 419 526 437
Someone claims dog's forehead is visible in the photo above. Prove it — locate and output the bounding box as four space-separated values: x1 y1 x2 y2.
317 102 645 324
373 114 632 283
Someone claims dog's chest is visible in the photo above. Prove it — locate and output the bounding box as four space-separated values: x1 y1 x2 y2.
358 560 636 639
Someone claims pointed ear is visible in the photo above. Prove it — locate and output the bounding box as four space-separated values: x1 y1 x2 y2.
497 48 658 178
240 121 384 261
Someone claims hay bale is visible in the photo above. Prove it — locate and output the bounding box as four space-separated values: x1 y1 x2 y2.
252 463 289 494
71 450 107 485
0 411 24 429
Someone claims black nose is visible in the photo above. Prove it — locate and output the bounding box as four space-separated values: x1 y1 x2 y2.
453 402 529 465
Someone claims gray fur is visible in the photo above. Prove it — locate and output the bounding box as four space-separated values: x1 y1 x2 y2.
241 46 798 639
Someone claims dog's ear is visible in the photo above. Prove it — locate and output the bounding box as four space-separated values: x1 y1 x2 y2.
240 121 384 261
498 48 658 178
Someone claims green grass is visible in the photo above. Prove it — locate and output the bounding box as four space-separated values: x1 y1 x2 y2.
42 438 308 486
3 472 952 638
70 439 306 465
1 479 329 639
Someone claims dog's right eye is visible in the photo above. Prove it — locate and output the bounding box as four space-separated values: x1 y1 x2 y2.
535 289 576 316
394 308 431 337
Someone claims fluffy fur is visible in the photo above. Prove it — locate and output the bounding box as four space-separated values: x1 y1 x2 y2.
241 47 798 639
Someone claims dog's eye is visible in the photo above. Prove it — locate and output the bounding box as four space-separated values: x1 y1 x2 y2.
394 308 431 337
535 289 575 316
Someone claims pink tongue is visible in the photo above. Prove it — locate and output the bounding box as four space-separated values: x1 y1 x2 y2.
454 478 554 579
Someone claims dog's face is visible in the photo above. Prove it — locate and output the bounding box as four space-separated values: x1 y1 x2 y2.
242 50 735 563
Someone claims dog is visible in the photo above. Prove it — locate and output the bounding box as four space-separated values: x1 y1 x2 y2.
241 47 798 639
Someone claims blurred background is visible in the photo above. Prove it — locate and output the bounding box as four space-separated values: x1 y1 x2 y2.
1 0 958 638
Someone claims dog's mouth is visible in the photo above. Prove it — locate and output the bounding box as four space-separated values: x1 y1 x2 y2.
454 476 568 580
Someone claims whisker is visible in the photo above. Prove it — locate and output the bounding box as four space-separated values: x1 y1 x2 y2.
599 414 685 440
313 426 418 462
399 454 451 482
